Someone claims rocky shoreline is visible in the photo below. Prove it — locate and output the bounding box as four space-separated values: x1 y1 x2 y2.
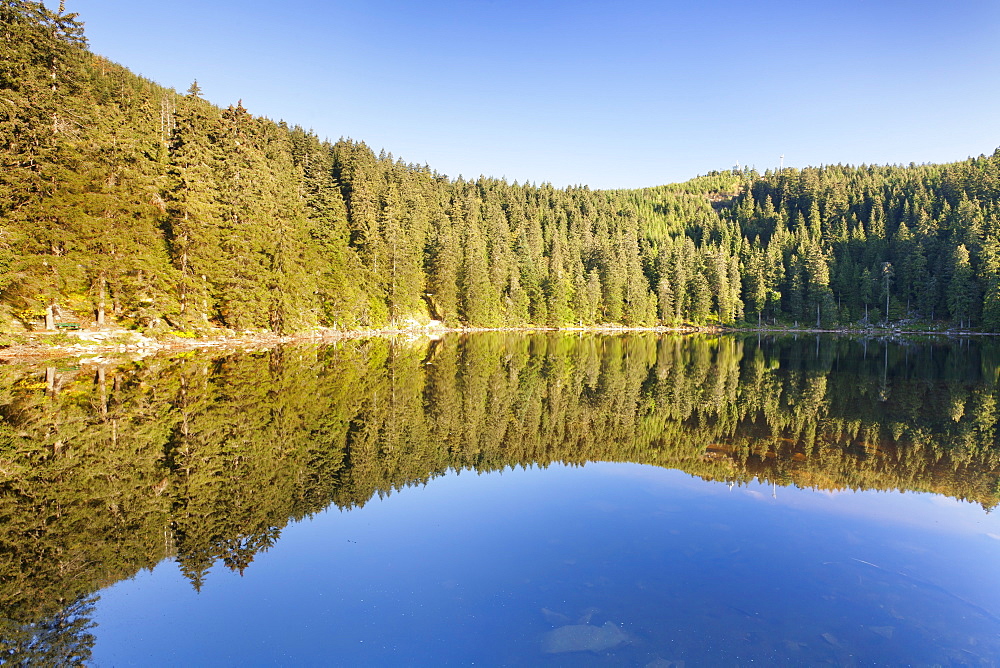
0 328 389 363
0 323 985 364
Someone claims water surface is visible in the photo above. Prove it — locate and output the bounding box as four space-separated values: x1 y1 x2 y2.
1 333 999 665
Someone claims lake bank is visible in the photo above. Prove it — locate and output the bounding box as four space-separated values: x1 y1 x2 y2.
0 322 988 363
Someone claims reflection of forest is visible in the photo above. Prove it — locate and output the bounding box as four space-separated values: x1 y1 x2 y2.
2 333 999 657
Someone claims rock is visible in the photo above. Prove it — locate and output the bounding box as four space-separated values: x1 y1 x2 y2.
541 608 570 625
541 621 629 654
577 606 599 624
869 625 895 639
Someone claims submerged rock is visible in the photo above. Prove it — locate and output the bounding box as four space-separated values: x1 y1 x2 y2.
869 625 895 639
541 607 571 625
541 621 629 654
540 605 599 626
820 632 841 647
645 659 684 668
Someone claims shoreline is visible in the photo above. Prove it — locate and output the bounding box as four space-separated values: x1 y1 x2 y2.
0 323 989 364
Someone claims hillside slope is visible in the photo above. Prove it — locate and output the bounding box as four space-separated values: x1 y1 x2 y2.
3 2 1000 333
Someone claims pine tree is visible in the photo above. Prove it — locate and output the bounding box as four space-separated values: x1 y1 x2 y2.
742 243 767 326
164 94 222 322
426 210 461 325
544 226 574 326
947 245 975 328
459 216 498 326
980 236 1000 331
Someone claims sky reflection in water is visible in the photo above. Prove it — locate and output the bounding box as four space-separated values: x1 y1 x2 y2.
92 461 1000 666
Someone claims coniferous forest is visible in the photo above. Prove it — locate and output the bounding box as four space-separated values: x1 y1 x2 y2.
4 2 1000 333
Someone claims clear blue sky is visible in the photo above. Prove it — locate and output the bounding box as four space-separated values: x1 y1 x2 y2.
62 0 1000 189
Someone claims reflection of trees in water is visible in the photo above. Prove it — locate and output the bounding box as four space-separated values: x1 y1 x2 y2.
0 334 999 631
0 594 96 666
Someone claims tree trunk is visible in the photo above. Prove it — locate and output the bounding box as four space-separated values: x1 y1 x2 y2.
97 276 106 327
45 304 55 330
97 367 107 416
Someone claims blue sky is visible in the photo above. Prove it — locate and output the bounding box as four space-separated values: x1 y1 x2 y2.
64 0 1000 188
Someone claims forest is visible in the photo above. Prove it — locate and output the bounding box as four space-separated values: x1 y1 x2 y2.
4 2 1000 334
2 332 1000 662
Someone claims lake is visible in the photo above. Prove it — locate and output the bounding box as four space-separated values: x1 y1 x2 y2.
1 333 999 665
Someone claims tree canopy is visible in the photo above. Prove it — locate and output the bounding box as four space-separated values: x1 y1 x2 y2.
3 1 1000 332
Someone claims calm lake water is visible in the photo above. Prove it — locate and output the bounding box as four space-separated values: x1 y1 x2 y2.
2 333 1000 665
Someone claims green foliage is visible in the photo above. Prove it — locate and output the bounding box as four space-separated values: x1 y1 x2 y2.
0 594 96 665
4 5 1000 332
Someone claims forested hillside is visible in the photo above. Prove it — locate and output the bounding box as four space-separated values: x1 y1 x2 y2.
4 2 1000 333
